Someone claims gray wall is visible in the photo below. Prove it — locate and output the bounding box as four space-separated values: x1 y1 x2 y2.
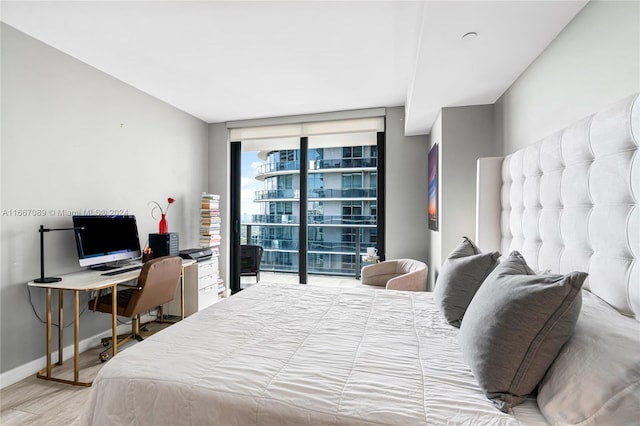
206 107 431 284
427 105 497 290
384 107 430 263
0 24 209 383
495 0 640 154
208 123 230 286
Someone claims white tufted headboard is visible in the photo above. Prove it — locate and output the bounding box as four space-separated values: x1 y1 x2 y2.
477 93 639 319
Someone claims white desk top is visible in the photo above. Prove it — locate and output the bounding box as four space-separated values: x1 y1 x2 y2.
28 259 196 291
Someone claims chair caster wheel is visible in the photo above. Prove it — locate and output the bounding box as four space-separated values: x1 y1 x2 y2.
100 353 110 362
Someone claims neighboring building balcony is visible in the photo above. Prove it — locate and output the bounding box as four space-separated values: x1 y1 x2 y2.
310 157 377 171
255 160 300 178
309 188 376 200
255 157 377 178
250 214 299 224
248 214 376 226
253 189 299 201
241 223 377 277
308 214 376 225
253 188 377 202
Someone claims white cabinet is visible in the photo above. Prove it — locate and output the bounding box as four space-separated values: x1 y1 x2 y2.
167 193 226 318
166 257 223 317
194 257 221 312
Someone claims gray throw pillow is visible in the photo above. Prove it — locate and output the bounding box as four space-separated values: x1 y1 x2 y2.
458 251 587 412
434 236 500 327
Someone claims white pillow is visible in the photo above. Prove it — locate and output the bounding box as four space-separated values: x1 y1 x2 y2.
537 290 640 425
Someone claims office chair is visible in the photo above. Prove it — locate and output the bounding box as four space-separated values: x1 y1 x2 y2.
240 245 264 283
88 256 182 361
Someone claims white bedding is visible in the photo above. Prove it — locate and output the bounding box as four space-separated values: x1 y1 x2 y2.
79 283 547 425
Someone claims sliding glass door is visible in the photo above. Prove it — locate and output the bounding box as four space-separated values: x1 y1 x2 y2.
235 137 301 291
306 132 379 277
229 118 385 293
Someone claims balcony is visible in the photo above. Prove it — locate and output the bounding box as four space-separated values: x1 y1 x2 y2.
309 188 376 200
310 157 377 171
248 214 376 226
241 223 376 278
254 188 376 202
255 160 300 177
255 157 377 178
253 189 298 201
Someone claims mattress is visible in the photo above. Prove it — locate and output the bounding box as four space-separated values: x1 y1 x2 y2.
79 283 548 425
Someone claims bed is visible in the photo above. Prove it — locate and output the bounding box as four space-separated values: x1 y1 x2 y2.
79 93 639 425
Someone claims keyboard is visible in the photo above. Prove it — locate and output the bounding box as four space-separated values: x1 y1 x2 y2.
101 265 142 276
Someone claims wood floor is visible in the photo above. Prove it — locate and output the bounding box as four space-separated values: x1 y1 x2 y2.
0 322 172 425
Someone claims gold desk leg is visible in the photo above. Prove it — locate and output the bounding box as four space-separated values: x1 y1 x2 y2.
181 270 185 320
36 288 91 387
112 285 118 357
46 288 52 378
74 290 79 383
58 289 63 366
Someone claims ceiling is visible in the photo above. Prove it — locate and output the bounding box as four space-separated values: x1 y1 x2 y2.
1 1 588 136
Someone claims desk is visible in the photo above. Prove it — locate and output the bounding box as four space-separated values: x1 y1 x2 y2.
27 259 195 386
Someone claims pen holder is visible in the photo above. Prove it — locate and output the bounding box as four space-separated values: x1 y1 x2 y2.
142 252 153 263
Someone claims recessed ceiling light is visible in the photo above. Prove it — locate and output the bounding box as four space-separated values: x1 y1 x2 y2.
462 31 478 40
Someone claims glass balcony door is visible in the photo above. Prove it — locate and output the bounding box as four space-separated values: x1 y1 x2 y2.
236 137 302 290
307 132 380 277
230 127 385 292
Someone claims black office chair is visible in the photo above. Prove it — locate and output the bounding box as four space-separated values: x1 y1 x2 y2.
240 245 264 283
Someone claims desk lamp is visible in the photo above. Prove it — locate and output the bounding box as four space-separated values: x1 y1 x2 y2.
34 225 83 283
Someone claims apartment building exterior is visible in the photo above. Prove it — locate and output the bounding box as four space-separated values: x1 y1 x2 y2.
242 143 378 277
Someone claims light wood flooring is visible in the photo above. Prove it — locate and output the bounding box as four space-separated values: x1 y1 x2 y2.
0 321 172 426
1 274 359 425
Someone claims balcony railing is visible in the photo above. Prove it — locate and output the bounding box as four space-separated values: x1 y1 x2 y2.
309 188 376 199
254 189 298 201
256 160 300 176
308 214 376 225
241 223 377 278
255 157 377 177
247 214 376 226
310 157 377 170
254 188 376 201
250 214 299 224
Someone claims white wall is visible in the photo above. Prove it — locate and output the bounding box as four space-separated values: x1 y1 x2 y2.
0 24 209 382
495 0 640 154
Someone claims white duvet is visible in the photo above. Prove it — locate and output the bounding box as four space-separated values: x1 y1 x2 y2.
79 283 547 425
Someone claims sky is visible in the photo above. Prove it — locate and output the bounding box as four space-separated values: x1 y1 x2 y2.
241 151 265 221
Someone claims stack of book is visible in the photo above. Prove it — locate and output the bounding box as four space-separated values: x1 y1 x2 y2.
200 193 221 248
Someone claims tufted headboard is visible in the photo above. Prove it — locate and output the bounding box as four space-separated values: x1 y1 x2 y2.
477 93 639 319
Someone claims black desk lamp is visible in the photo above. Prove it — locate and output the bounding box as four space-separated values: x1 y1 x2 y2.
34 225 83 283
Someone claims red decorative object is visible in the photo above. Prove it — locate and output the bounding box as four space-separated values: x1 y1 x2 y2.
159 213 168 234
149 197 176 235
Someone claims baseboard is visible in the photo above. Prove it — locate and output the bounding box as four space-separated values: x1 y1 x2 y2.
0 312 157 389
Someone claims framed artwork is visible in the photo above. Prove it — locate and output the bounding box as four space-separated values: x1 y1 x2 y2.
428 143 438 231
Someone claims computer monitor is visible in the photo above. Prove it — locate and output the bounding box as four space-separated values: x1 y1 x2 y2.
72 215 142 269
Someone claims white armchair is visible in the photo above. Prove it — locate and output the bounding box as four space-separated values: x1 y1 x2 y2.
360 259 428 291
